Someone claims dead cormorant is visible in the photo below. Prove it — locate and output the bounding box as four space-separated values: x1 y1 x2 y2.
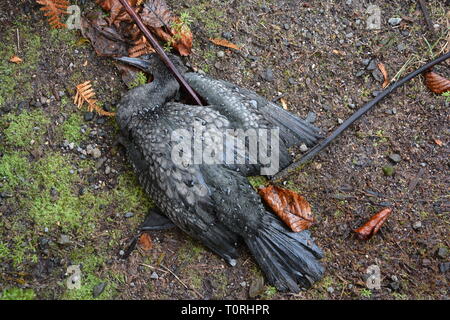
115 53 324 292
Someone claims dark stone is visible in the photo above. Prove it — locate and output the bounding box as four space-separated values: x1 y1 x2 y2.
261 69 274 82
367 59 377 71
436 247 448 259
84 112 94 121
93 282 107 298
306 112 317 123
96 117 106 125
389 281 400 291
388 153 402 163
439 262 450 273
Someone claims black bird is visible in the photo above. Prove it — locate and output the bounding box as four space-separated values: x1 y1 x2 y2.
115 53 324 292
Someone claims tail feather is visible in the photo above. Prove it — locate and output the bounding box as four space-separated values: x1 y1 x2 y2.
259 103 322 147
245 213 324 292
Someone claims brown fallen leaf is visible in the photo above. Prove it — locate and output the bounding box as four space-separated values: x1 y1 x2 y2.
433 139 443 146
140 0 173 28
9 55 23 64
424 70 450 94
377 63 390 88
259 185 314 232
354 208 393 240
138 232 153 251
209 38 240 50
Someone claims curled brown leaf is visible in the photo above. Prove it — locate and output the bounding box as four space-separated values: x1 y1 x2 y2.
258 185 314 232
209 38 240 50
377 63 390 88
424 70 450 94
354 208 393 240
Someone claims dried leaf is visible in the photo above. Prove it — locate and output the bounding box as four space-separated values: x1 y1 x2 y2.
80 13 129 57
128 35 155 57
9 55 23 64
137 232 153 251
209 38 240 50
354 208 393 240
92 0 192 57
74 81 116 117
377 63 390 88
141 0 173 28
434 139 443 146
424 70 450 94
96 0 139 27
259 185 314 232
36 0 70 29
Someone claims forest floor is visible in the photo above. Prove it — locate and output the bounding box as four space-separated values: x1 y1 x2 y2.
0 0 448 300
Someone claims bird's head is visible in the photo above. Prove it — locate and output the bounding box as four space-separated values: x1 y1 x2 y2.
115 53 188 82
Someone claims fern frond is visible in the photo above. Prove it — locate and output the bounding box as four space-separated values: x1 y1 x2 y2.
36 0 70 29
128 36 155 57
74 81 115 117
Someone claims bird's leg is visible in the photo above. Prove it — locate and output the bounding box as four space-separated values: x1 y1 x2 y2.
120 208 176 259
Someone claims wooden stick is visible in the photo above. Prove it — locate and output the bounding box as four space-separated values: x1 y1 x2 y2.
117 0 203 106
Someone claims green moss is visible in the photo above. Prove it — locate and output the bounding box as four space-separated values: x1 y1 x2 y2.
185 2 225 37
10 234 38 268
50 28 78 47
63 249 117 300
177 239 205 264
0 24 42 105
0 152 31 191
360 288 372 298
261 286 277 299
1 110 50 148
247 176 268 189
62 113 86 143
129 71 148 89
0 287 36 300
111 172 153 214
0 241 10 261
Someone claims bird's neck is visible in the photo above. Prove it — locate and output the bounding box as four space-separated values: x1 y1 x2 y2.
117 77 179 133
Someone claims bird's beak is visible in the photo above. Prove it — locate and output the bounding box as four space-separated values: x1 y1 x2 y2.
115 56 151 71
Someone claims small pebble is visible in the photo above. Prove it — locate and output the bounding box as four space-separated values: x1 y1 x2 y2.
299 144 308 152
388 17 402 26
436 247 448 259
150 272 159 280
124 212 135 218
388 154 402 163
217 51 225 58
412 221 422 230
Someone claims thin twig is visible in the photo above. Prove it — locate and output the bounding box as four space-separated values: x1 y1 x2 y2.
160 264 204 299
117 0 203 106
141 263 204 299
16 28 20 52
417 0 435 35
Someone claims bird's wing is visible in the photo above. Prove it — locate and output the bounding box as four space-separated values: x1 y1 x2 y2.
128 103 241 263
185 72 322 147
